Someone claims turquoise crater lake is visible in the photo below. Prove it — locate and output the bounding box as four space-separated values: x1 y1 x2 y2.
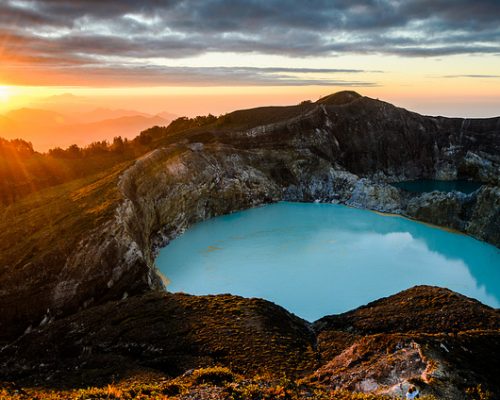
156 202 500 321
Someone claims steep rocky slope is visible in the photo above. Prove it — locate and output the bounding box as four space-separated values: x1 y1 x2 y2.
0 92 499 397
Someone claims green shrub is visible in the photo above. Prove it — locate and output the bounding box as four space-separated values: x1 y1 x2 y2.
466 384 492 400
192 366 236 386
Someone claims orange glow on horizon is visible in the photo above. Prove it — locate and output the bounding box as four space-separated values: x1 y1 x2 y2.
0 86 10 104
1 82 499 116
1 81 499 153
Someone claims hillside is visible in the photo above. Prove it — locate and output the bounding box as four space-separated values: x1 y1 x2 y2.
0 92 499 398
0 114 215 205
0 137 145 205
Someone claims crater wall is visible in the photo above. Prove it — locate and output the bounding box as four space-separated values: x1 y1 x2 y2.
1 93 498 342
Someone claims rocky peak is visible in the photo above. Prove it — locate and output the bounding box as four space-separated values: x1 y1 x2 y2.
316 90 363 105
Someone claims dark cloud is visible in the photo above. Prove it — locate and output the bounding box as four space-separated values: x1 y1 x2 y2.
400 0 500 30
443 74 500 78
0 64 379 86
0 0 499 85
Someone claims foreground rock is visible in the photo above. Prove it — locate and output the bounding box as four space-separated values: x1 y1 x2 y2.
0 292 316 387
1 286 499 399
313 286 500 398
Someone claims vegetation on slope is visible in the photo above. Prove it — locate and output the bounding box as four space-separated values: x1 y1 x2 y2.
0 162 130 340
2 287 499 399
0 114 219 205
0 98 323 206
0 110 251 339
1 292 316 386
0 136 147 205
0 367 440 400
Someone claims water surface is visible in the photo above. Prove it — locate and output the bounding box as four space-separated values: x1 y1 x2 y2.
392 179 482 194
156 202 500 321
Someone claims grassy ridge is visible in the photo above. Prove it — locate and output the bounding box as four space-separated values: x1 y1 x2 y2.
0 162 129 270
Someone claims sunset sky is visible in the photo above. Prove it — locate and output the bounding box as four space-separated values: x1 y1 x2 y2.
1 0 500 119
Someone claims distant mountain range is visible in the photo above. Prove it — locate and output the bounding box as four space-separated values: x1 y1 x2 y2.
0 107 177 151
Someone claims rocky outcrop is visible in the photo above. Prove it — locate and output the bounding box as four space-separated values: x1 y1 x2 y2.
312 286 500 399
345 178 403 213
401 185 500 245
1 286 499 399
405 190 475 231
466 186 500 245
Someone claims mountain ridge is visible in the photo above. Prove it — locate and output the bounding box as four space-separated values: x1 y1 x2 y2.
0 107 175 151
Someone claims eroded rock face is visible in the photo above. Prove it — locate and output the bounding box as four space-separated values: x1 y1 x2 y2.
345 178 403 213
466 186 500 245
312 286 500 399
405 190 474 231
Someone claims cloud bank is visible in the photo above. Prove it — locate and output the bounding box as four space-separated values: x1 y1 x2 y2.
0 0 499 86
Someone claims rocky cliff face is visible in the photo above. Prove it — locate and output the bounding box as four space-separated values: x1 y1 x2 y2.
105 93 499 323
0 92 499 396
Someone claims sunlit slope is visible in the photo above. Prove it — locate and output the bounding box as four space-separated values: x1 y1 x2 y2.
0 163 129 340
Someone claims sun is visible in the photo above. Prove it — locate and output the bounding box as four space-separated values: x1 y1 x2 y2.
0 86 10 103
